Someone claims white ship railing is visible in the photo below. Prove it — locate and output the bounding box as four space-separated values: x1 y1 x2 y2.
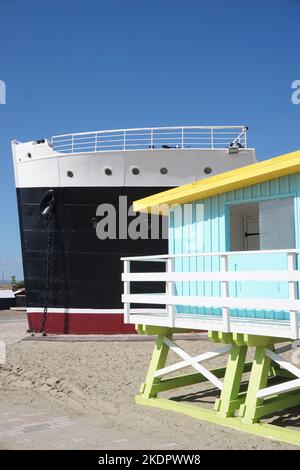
121 249 300 339
51 126 248 154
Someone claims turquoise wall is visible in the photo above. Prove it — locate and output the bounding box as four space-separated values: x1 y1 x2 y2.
168 174 300 320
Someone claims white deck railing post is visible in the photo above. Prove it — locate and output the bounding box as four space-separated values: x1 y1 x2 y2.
123 130 126 151
166 258 175 327
220 254 230 332
150 128 153 149
181 128 184 148
243 126 247 148
123 260 130 323
287 252 299 339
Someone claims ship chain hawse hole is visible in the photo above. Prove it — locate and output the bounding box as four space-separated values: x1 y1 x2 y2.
39 189 56 218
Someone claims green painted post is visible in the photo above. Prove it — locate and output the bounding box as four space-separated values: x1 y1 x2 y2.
241 345 271 424
140 334 171 399
135 331 300 446
216 344 247 417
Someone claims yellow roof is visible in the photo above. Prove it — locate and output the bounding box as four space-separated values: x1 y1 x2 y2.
134 150 300 214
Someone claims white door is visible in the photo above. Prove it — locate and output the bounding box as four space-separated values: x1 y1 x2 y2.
243 216 259 250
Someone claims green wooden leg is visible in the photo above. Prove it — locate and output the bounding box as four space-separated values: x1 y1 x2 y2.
240 345 271 424
140 334 171 399
216 344 247 417
135 331 300 446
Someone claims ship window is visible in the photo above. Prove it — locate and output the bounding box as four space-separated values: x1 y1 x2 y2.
27 153 32 159
131 167 140 175
204 167 212 175
67 171 74 178
104 167 112 176
160 167 168 175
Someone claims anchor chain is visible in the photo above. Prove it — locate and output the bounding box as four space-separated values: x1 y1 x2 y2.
33 189 56 336
40 210 54 335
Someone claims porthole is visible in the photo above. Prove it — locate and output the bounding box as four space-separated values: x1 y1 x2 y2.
26 152 32 159
204 167 212 175
67 170 74 178
160 167 168 175
131 167 140 176
104 167 112 176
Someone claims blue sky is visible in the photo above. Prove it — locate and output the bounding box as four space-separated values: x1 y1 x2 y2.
0 0 299 279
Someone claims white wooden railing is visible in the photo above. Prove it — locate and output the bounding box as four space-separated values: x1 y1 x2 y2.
121 249 300 339
51 126 248 154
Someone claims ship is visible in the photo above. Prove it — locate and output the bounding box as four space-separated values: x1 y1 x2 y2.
11 125 256 334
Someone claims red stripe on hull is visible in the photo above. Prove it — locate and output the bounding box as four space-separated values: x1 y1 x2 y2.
27 312 136 334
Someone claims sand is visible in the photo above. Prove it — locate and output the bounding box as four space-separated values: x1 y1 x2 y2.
0 335 299 450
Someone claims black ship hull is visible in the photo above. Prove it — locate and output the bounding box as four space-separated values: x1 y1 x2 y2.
17 186 168 333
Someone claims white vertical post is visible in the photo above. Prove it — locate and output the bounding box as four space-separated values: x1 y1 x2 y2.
94 133 97 152
71 134 74 153
181 128 184 148
124 260 130 323
150 128 153 149
243 126 247 148
220 254 230 332
211 128 214 148
287 252 299 339
166 258 175 327
123 130 126 151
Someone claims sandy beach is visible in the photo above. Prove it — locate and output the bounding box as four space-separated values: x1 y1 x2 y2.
0 321 299 450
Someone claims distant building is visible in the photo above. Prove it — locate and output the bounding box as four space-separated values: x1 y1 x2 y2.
13 287 26 308
0 290 16 310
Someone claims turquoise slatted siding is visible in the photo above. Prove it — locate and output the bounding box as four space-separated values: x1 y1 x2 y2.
169 174 300 320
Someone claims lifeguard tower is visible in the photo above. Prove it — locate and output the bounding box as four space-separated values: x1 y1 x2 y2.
121 150 300 445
